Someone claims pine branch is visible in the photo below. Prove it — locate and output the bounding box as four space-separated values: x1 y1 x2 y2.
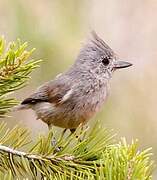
0 122 154 179
0 37 41 117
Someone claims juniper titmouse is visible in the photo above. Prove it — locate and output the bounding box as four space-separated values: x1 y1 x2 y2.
16 31 132 132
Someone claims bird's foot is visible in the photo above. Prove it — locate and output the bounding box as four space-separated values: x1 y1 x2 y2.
50 129 67 153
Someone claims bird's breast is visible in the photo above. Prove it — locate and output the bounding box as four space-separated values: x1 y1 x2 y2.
77 82 109 121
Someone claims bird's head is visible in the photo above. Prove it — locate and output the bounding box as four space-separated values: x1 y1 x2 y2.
75 31 132 79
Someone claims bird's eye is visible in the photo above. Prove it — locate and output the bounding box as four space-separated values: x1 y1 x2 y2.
102 57 110 66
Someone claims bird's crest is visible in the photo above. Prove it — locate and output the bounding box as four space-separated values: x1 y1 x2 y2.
90 31 115 58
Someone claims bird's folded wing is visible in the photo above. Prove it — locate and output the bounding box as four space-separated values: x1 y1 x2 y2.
21 80 72 106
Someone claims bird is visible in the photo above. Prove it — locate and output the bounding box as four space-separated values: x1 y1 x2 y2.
16 31 132 133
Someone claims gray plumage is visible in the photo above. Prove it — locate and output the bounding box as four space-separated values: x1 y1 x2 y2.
18 31 132 130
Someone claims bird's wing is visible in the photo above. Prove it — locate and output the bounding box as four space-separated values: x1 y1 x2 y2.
21 79 72 106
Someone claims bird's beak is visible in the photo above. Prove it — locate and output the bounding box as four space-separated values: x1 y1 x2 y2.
113 61 133 69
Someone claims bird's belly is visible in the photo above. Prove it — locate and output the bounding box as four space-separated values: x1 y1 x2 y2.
32 88 108 129
32 102 84 129
49 116 82 129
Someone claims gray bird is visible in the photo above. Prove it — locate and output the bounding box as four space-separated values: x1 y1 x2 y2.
17 31 132 132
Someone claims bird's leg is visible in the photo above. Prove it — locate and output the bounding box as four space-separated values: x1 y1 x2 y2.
48 124 57 147
53 129 67 153
69 128 77 138
61 128 67 137
51 137 57 147
58 129 67 143
48 124 67 152
48 123 53 131
70 128 76 134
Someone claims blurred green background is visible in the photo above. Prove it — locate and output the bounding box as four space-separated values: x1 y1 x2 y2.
0 0 157 177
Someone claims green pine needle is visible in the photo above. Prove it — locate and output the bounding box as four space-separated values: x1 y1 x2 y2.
0 122 154 179
0 37 41 117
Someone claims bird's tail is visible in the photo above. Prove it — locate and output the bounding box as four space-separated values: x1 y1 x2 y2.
12 104 30 112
